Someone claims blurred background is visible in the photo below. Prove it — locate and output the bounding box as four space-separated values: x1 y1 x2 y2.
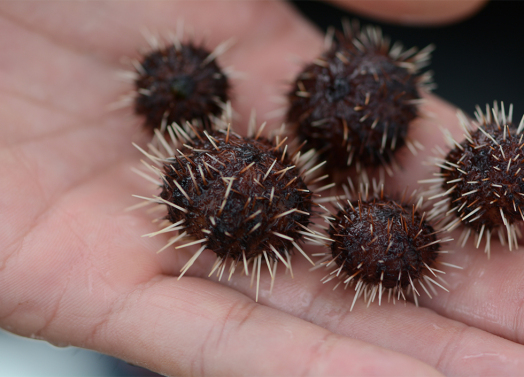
2 1 523 376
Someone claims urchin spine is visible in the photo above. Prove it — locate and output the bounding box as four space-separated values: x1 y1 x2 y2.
115 28 233 132
423 102 524 256
133 121 330 301
314 183 456 310
286 20 433 173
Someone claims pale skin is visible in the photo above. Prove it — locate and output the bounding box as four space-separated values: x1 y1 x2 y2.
2 1 524 376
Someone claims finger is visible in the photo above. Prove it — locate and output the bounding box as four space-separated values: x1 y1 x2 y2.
0 232 443 377
41 276 445 376
204 255 524 376
328 0 488 26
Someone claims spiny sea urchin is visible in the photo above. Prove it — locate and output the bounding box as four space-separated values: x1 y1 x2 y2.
115 30 232 132
286 21 433 171
315 182 455 310
424 102 524 256
133 121 333 300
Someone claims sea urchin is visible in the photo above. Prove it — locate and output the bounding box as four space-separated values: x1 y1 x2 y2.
133 122 332 300
425 102 524 255
316 185 453 310
286 22 433 171
133 36 231 132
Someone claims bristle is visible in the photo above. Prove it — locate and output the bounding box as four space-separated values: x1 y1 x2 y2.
131 31 230 132
317 183 450 310
287 23 432 172
424 102 524 253
132 122 329 295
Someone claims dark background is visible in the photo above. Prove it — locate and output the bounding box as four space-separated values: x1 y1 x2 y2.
290 0 524 116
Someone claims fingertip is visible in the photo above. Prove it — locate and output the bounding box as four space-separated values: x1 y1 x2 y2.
329 0 488 26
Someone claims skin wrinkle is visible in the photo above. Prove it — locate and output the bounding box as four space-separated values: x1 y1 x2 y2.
222 300 258 336
292 278 417 342
434 324 469 374
0 160 139 328
1 248 69 339
0 149 136 271
157 240 229 279
0 12 121 71
0 238 29 322
419 248 524 346
306 282 477 373
197 307 216 377
0 89 80 142
300 277 351 327
198 300 259 377
0 88 131 149
0 2 235 66
252 266 518 374
33 255 77 341
0 148 52 261
93 277 203 377
301 332 340 377
93 276 417 377
0 108 140 234
512 293 524 345
2 214 76 330
0 77 125 131
4 115 125 151
0 16 128 121
83 275 163 350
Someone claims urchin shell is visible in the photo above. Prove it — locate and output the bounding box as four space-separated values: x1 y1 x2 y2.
317 187 448 309
428 103 524 253
286 24 433 170
159 130 313 262
134 42 230 131
329 198 439 289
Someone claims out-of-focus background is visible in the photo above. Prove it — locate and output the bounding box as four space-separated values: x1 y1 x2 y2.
2 1 523 376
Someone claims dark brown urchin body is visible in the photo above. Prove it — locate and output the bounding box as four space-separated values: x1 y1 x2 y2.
134 42 229 131
429 103 524 253
134 124 328 300
318 190 445 309
159 130 313 263
286 24 433 170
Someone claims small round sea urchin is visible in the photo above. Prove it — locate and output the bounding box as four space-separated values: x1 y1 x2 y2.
316 185 451 310
286 22 433 171
425 102 524 255
134 123 331 300
133 36 231 132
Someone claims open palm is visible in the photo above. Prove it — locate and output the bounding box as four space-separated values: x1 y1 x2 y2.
2 1 523 376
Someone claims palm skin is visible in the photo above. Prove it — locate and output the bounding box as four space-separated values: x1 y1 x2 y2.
1 1 523 376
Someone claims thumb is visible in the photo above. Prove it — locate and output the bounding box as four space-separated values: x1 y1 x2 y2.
328 0 488 26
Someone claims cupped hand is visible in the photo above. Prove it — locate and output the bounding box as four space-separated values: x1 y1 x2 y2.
3 1 523 376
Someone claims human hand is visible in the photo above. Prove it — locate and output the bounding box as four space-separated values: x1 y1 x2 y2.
3 1 523 376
